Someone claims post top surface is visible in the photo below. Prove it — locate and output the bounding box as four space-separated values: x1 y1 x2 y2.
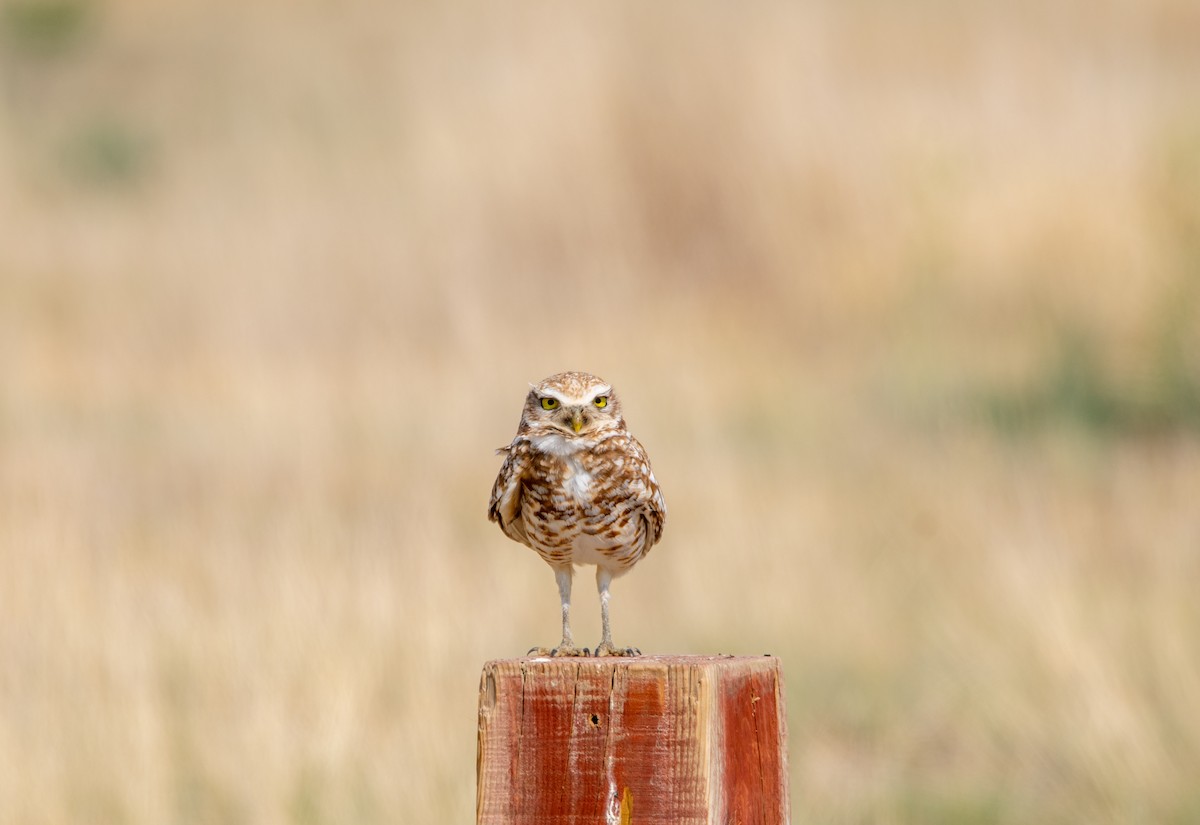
483 653 781 668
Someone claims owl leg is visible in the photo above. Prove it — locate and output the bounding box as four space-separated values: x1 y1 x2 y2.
593 567 641 657
529 565 588 657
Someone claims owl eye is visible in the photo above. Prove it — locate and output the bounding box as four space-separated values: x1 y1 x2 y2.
540 397 560 411
593 396 608 408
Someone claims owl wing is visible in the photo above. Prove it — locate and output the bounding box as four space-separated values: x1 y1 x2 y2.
488 440 531 546
625 435 666 550
643 477 666 547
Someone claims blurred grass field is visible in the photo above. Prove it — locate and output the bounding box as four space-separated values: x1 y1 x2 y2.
2 1 1200 822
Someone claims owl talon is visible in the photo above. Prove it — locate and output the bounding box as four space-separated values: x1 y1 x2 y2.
593 642 641 657
551 645 589 658
528 645 589 657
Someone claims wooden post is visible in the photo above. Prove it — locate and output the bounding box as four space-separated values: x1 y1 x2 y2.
477 655 789 824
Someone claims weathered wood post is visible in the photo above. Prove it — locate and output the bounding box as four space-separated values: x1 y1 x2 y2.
477 655 789 824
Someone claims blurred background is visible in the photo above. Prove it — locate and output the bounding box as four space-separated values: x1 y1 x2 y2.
2 0 1199 822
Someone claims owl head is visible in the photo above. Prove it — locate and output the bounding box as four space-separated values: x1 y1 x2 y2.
519 371 625 437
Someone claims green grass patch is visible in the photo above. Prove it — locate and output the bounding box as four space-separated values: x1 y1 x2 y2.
2 0 91 58
981 319 1200 438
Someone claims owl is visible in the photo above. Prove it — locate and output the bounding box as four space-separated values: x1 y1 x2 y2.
488 372 666 657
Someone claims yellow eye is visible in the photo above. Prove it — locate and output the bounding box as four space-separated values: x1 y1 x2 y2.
540 397 559 410
593 396 608 408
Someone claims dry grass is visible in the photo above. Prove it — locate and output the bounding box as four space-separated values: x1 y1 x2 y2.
2 1 1200 822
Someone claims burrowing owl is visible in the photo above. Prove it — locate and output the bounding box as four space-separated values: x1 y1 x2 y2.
488 372 666 657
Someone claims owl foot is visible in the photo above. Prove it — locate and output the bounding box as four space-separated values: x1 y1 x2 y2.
527 645 591 658
593 642 641 657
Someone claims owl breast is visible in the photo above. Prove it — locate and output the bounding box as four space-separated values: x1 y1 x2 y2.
519 433 656 573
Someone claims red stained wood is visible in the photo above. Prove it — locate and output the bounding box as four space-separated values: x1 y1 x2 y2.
477 656 789 825
719 667 787 824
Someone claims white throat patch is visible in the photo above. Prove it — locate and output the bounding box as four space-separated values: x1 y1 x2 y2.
531 433 592 501
531 433 585 457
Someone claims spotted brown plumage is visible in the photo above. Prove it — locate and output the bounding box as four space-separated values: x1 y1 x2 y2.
488 371 666 657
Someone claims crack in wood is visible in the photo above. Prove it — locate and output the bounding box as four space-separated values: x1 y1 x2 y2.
751 691 765 823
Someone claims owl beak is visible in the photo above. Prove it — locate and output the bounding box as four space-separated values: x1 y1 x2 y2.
571 410 584 433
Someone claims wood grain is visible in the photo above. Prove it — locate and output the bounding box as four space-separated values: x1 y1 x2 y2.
477 655 789 824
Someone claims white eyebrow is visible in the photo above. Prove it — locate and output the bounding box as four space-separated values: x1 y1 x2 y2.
534 386 609 404
536 387 570 402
